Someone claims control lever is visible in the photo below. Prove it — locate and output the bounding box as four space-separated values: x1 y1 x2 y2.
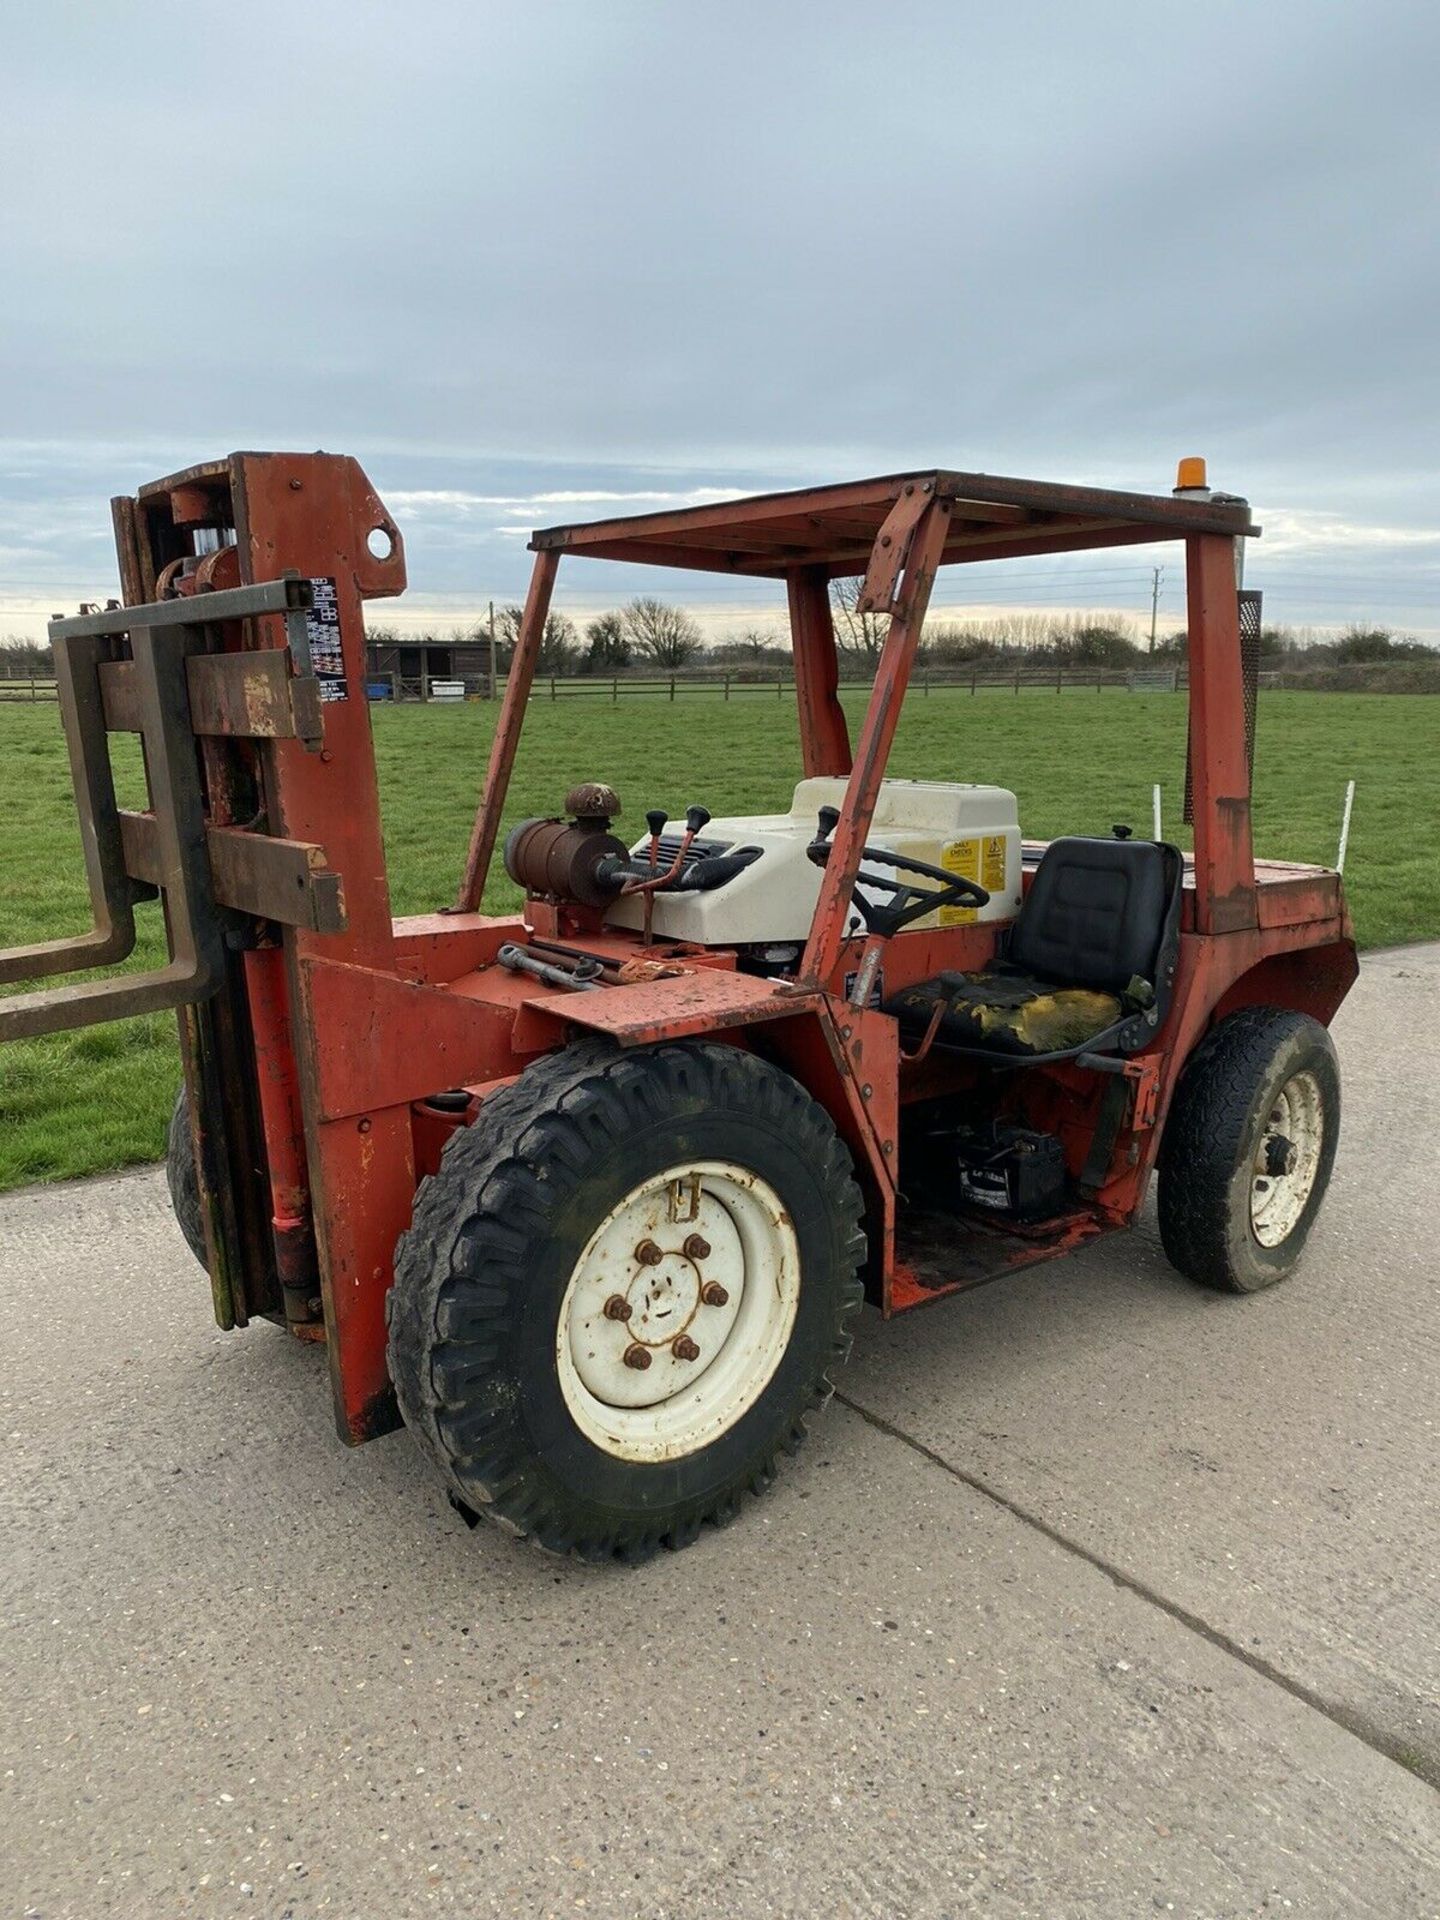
644 809 668 878
620 801 711 945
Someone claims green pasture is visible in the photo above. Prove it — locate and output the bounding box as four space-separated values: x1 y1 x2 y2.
1 688 1435 1189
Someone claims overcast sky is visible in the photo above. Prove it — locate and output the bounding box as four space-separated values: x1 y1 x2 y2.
3 1 1437 643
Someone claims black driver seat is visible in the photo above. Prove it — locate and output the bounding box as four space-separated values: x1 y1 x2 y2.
882 836 1184 1060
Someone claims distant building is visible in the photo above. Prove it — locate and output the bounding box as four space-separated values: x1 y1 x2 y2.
364 635 494 698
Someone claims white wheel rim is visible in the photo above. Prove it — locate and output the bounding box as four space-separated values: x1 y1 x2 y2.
1249 1070 1325 1248
555 1161 801 1463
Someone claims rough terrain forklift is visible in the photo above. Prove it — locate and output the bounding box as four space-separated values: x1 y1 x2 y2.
0 454 1357 1561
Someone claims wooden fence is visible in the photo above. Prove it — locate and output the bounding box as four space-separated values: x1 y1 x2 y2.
519 667 1186 702
1 666 1183 709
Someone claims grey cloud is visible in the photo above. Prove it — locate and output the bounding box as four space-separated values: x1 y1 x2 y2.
1 1 1436 638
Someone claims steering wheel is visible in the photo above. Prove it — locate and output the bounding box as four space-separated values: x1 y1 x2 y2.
806 805 990 937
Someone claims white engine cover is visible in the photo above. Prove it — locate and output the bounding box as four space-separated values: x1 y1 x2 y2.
606 777 1023 946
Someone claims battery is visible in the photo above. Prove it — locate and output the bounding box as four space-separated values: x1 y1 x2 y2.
953 1126 1067 1221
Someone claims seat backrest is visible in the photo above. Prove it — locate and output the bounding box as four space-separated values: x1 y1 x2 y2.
1009 837 1175 995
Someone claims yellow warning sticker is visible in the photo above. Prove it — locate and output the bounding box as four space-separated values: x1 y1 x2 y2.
939 836 981 926
938 834 1009 925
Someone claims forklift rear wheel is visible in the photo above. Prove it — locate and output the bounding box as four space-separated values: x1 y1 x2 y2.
165 1087 208 1269
386 1039 866 1562
1157 1008 1340 1292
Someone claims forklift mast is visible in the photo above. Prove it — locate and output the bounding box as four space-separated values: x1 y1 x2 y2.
0 455 410 1435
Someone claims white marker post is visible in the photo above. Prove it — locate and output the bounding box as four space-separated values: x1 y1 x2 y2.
1336 779 1356 873
1152 783 1163 842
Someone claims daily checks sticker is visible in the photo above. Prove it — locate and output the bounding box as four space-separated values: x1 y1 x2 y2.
306 577 348 702
938 834 1008 926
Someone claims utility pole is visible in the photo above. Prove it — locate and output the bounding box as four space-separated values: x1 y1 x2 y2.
487 599 497 701
1148 565 1163 654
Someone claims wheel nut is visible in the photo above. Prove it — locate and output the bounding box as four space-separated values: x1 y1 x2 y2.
671 1335 700 1362
700 1281 729 1308
603 1294 632 1322
622 1343 652 1370
682 1233 711 1261
635 1239 664 1266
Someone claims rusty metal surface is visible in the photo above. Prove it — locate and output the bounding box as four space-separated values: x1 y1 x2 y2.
798 496 953 987
1185 534 1258 934
186 649 324 744
104 650 323 745
545 966 814 1045
528 468 1259 577
117 815 345 934
96 659 142 732
786 564 852 778
454 548 560 912
305 948 766 1119
0 623 230 1040
0 633 139 991
890 1206 1114 1312
241 948 322 1331
56 574 312 636
208 829 344 932
5 450 1365 1460
0 575 316 1033
218 453 412 1444
502 815 628 908
1184 586 1261 828
855 480 935 615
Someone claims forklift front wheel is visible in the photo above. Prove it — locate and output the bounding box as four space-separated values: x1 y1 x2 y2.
386 1039 866 1563
1157 1008 1341 1293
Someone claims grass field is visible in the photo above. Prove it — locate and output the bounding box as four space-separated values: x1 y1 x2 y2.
2 688 1436 1190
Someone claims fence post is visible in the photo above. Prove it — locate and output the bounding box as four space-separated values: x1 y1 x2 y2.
1056 665 1063 694
669 675 676 702
612 676 618 704
1014 667 1021 696
971 670 977 696
550 677 557 701
724 675 730 702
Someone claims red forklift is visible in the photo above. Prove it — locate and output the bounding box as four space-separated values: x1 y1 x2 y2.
0 454 1356 1561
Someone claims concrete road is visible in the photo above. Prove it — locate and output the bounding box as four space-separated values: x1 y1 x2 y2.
2 948 1437 1920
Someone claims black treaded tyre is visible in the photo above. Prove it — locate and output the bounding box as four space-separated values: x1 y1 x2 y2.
386 1038 867 1563
1157 1007 1340 1293
166 1086 208 1269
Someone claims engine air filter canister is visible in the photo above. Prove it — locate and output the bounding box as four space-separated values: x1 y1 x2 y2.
503 816 629 906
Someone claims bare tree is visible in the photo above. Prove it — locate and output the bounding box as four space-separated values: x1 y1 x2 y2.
583 610 631 672
829 577 889 663
709 625 789 665
621 596 703 669
498 604 580 675
0 635 55 673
